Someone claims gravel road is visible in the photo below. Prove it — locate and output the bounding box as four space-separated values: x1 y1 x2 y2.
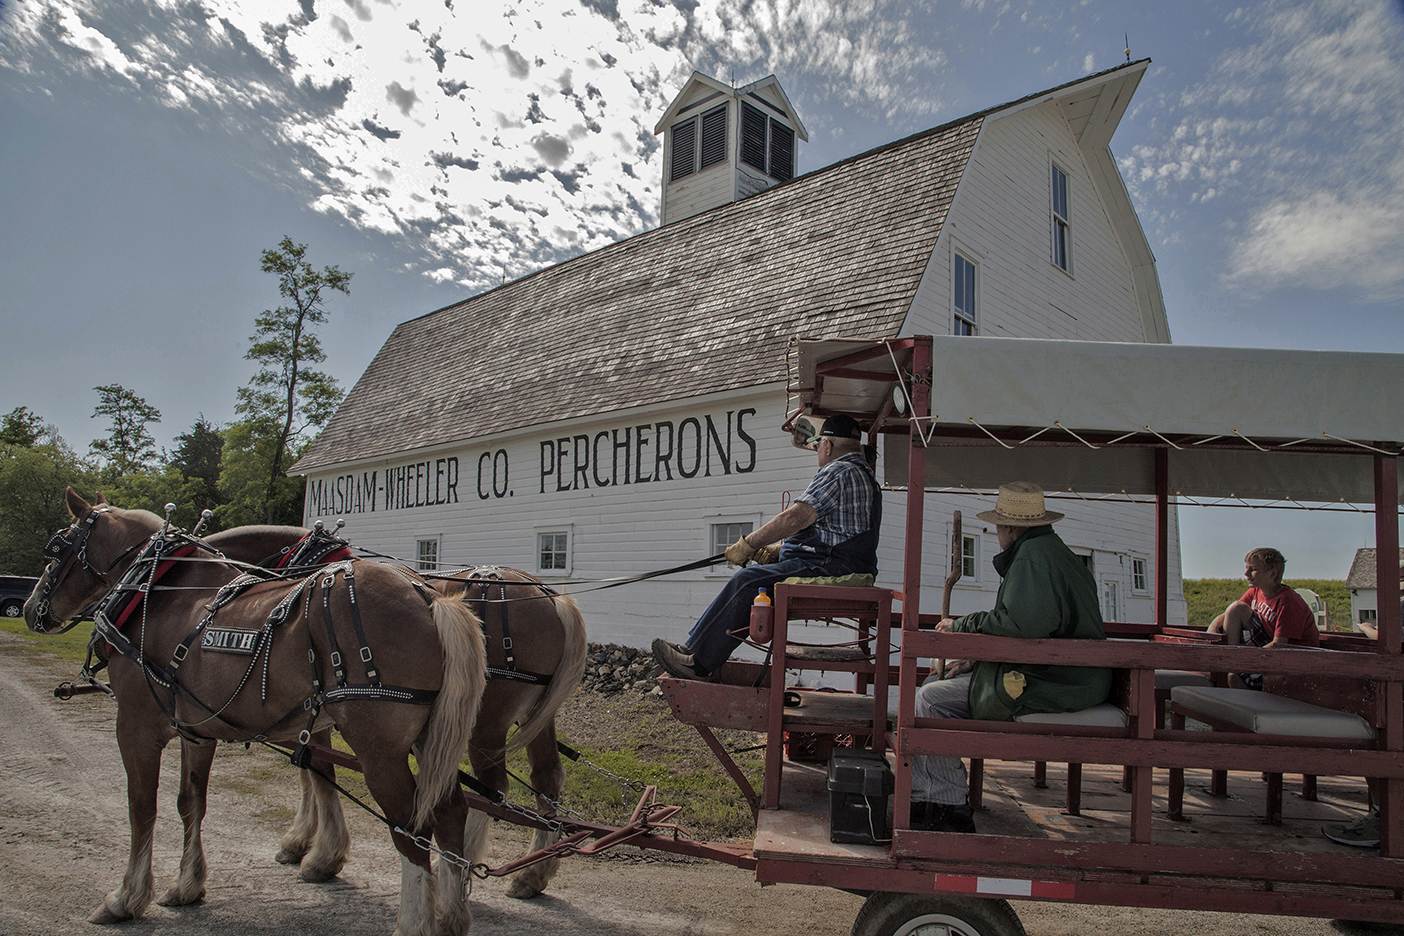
0 635 1370 936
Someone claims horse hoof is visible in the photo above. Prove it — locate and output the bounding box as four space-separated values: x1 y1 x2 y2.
88 901 131 924
299 863 340 883
275 846 307 865
157 886 205 907
505 879 545 900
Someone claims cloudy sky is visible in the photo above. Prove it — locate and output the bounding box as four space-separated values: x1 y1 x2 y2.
2 0 1401 578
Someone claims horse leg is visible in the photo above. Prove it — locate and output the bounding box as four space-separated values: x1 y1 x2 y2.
276 765 319 865
505 722 565 900
463 728 509 868
431 787 472 936
157 738 216 907
300 748 352 882
358 748 437 936
91 712 168 923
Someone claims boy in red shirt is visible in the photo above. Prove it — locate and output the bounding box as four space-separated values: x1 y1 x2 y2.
1208 546 1319 689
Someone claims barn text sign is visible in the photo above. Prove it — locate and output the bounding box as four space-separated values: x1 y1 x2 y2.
305 407 758 517
538 408 758 493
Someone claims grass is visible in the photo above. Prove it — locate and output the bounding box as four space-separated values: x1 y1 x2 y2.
0 615 96 663
1182 578 1352 631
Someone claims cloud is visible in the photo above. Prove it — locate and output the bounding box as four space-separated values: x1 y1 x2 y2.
361 117 400 140
531 132 571 167
0 0 980 291
1082 52 1093 72
1120 0 1404 300
384 80 418 115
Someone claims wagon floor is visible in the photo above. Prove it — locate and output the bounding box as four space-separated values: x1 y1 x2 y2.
753 757 1373 865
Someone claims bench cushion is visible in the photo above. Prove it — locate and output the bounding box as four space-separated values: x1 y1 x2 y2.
1014 703 1129 728
781 573 876 587
1156 670 1212 691
1170 685 1375 740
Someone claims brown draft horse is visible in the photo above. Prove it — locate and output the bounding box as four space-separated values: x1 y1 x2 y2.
24 490 487 936
207 527 589 900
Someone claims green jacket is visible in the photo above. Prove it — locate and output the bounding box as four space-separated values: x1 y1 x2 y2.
953 525 1111 721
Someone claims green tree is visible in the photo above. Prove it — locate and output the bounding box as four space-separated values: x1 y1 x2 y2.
169 415 224 512
90 384 161 480
217 419 304 527
0 406 46 447
0 434 97 576
234 236 349 522
106 467 212 532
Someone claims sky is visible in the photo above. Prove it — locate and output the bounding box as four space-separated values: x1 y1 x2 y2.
1 0 1401 579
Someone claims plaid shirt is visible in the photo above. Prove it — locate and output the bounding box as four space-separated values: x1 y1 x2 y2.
794 453 877 546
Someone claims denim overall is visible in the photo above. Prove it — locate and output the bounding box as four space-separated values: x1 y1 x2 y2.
687 462 882 674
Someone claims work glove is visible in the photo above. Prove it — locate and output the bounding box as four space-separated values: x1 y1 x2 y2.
754 543 781 565
724 536 757 567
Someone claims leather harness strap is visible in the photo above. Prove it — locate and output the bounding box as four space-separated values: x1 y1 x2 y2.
462 567 553 687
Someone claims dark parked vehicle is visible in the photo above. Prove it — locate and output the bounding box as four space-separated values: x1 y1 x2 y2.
1 575 39 618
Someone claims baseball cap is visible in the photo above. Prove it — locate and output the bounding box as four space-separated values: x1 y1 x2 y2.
817 413 862 440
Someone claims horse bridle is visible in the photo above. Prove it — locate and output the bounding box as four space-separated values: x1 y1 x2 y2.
32 506 141 632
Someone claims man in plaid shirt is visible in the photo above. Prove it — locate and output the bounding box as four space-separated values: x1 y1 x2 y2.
653 413 882 680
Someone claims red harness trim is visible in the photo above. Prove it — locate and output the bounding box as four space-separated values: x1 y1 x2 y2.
110 544 201 633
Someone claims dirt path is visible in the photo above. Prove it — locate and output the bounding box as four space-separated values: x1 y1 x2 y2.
0 637 1360 936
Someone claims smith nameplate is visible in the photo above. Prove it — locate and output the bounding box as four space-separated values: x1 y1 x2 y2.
202 629 262 655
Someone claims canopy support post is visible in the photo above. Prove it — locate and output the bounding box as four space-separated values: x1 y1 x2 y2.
894 336 932 835
1155 448 1169 630
1374 454 1401 858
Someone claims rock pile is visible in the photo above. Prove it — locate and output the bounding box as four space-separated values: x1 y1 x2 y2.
580 643 661 695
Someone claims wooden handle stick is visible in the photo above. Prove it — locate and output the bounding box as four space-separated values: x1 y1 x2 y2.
938 511 962 679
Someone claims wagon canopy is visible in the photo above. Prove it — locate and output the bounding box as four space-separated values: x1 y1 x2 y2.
790 336 1404 505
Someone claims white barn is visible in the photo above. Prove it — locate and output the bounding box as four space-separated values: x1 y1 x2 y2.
1347 548 1404 630
293 60 1188 649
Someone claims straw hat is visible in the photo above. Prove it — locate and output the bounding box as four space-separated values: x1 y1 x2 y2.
976 481 1065 527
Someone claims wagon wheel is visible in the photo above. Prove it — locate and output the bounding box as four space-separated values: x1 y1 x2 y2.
851 892 1025 936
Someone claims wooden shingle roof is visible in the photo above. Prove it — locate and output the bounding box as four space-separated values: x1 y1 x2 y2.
293 112 980 472
1346 548 1404 589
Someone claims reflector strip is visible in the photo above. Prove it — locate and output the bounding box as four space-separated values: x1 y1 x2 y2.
934 875 1076 900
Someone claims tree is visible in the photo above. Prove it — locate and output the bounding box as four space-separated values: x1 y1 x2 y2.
90 384 161 480
0 406 46 447
169 415 224 511
0 433 97 576
235 236 350 522
217 419 304 527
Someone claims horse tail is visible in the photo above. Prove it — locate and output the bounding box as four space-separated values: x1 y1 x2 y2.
413 594 487 831
506 592 588 753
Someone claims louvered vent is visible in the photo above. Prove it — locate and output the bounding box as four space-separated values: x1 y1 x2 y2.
670 118 696 181
699 105 728 170
769 121 794 181
740 102 767 172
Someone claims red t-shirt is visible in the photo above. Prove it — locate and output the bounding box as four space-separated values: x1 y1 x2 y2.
1239 586 1320 645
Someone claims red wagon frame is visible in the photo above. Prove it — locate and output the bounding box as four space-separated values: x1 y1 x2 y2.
660 333 1404 932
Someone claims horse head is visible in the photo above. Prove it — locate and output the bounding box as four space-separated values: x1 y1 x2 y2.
23 486 162 634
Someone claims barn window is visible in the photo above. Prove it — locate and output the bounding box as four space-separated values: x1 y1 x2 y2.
740 101 794 181
953 252 977 335
537 530 571 574
698 105 728 170
711 521 755 557
416 537 441 572
961 533 979 579
670 117 697 181
1050 162 1072 273
1132 557 1148 593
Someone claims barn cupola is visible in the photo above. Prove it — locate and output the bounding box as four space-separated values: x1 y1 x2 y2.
654 71 808 225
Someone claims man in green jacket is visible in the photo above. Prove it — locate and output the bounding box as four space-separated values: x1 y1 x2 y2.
911 482 1111 833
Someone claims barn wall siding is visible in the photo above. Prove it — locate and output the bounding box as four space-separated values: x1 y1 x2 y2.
896 101 1187 624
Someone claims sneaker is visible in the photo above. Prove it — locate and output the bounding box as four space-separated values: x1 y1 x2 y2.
1324 811 1380 848
651 639 710 680
910 801 977 834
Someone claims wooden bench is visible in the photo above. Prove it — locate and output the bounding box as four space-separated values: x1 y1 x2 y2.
1167 685 1376 824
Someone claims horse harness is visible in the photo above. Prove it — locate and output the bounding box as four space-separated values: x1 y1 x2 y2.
460 565 554 687
60 517 440 752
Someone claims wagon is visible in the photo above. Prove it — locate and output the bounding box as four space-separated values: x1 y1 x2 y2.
649 334 1404 934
